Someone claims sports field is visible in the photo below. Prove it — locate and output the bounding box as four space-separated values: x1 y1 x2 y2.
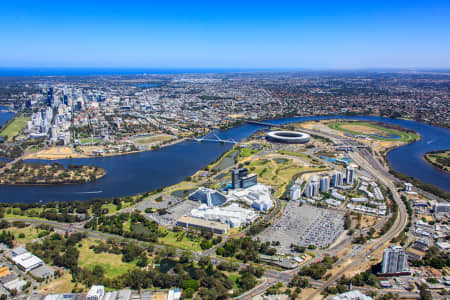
328 121 418 142
0 115 29 141
79 137 102 144
133 134 174 145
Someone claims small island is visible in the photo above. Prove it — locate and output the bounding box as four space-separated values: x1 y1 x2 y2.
424 149 450 173
0 161 106 185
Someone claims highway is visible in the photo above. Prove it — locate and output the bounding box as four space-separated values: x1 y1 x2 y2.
307 148 409 297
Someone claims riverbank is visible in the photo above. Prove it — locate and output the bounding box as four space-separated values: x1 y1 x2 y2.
0 115 448 203
0 161 106 185
23 138 186 160
423 149 450 173
382 147 450 200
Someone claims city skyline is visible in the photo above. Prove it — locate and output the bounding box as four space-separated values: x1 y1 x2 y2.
1 0 450 69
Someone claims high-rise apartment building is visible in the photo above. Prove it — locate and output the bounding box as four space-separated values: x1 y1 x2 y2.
346 166 355 185
320 176 330 192
332 172 344 187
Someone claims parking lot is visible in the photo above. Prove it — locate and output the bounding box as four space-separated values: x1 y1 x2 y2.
137 194 183 211
144 200 199 227
258 202 345 253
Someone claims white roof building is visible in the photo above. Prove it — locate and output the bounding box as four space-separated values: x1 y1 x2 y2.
325 198 342 207
190 203 258 227
227 183 273 212
173 288 181 300
351 197 368 203
4 278 27 291
43 296 60 300
12 252 43 272
11 247 28 256
332 290 373 300
331 190 346 201
86 285 105 300
436 242 450 251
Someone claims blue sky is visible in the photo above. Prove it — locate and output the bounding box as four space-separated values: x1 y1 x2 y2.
1 0 449 69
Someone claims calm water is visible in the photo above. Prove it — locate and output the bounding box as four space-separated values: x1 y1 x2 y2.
0 106 15 127
0 113 449 203
136 84 161 88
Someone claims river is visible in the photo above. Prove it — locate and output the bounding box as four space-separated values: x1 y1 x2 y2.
0 112 449 203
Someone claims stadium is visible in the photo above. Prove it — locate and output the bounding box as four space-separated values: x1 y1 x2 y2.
266 130 310 143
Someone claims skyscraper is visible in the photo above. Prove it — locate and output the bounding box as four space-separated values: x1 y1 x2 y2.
290 184 301 200
332 171 344 187
304 183 313 198
312 181 320 196
381 245 408 274
346 166 355 185
231 168 257 189
320 176 330 192
305 181 319 198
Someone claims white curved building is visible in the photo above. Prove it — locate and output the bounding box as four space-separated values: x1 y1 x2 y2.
266 130 310 143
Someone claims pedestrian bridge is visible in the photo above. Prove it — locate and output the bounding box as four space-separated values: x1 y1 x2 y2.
187 133 237 144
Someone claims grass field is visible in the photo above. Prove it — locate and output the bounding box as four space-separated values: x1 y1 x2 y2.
158 230 202 251
5 207 46 221
328 121 418 142
12 226 48 244
0 115 29 141
247 157 326 197
278 150 313 163
133 135 173 145
77 238 139 277
79 137 102 144
239 147 258 158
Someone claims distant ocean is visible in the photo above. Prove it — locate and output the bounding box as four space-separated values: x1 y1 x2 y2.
1 68 449 77
0 67 276 77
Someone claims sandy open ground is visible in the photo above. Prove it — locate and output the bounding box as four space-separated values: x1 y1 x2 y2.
23 138 184 160
24 146 85 159
39 272 87 294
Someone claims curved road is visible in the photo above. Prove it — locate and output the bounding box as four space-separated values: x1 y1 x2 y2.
308 148 409 298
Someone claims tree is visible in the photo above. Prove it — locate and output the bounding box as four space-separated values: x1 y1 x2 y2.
419 284 432 300
136 254 148 267
183 279 199 291
92 265 105 278
122 242 144 262
199 256 211 268
238 272 257 291
184 288 194 298
179 251 193 264
216 247 224 256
